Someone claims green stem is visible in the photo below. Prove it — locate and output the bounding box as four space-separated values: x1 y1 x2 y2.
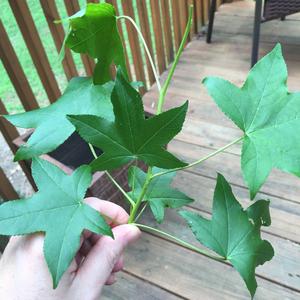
105 171 135 207
88 143 135 207
88 143 98 159
152 136 244 179
117 15 161 91
156 5 194 114
134 202 148 222
133 223 226 262
128 168 152 223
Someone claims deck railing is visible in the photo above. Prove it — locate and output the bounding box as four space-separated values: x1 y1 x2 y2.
0 0 223 200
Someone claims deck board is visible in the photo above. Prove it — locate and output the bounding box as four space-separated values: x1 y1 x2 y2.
108 1 300 298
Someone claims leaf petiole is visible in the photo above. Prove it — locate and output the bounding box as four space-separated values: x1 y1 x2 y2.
117 15 161 91
88 143 135 207
128 168 152 223
134 202 148 222
133 223 226 262
152 136 244 179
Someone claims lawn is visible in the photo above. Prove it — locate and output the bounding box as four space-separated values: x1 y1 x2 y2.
0 0 158 114
0 0 98 114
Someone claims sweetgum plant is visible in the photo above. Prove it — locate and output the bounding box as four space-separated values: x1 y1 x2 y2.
1 3 298 297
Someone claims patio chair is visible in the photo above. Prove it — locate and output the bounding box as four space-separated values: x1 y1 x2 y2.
206 0 300 66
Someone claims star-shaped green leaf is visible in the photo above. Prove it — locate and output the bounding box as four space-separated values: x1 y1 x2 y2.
0 158 112 287
4 77 114 161
128 167 193 223
68 69 188 171
180 174 274 297
64 3 128 84
203 44 300 199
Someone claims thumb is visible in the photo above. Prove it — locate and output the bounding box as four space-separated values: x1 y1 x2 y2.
75 224 140 289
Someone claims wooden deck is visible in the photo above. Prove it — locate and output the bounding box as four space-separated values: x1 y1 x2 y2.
102 1 300 299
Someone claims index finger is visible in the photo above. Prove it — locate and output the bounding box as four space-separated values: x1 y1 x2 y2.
84 197 129 226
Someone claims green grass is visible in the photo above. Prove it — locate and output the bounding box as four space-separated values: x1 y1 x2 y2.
0 0 88 114
0 0 162 114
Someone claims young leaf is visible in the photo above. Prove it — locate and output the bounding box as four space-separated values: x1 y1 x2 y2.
180 174 274 297
4 78 114 161
68 69 188 171
64 3 127 84
203 44 300 199
0 158 112 288
128 167 193 223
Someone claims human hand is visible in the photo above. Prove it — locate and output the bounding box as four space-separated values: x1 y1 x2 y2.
0 198 141 300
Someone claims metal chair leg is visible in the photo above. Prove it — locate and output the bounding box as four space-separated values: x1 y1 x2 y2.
206 0 217 43
251 0 263 67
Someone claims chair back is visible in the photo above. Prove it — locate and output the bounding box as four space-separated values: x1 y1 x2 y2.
263 0 300 21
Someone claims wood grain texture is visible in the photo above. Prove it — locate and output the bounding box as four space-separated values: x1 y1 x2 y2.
171 0 182 51
0 167 18 201
8 0 61 103
40 0 78 80
161 0 174 64
102 271 182 300
136 0 156 86
150 0 166 74
124 233 300 299
122 0 147 91
0 100 36 189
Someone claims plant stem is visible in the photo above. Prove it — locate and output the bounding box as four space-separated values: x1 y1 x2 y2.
133 223 226 262
128 168 152 223
88 143 98 159
134 202 148 222
88 143 135 207
152 136 244 178
105 171 135 207
117 15 161 91
156 5 194 114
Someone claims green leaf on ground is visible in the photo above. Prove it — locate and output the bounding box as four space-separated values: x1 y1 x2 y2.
180 173 274 297
64 3 127 84
0 158 112 287
4 77 114 161
128 167 193 223
203 44 300 199
68 68 188 171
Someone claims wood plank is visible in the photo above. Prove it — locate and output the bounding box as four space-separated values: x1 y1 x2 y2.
0 100 36 190
150 0 167 74
171 0 182 52
168 139 300 205
0 101 19 151
173 171 300 243
161 0 174 64
0 21 39 111
213 14 300 45
125 233 300 299
203 0 209 23
178 0 189 44
40 0 78 80
102 271 181 300
0 167 18 200
136 0 155 86
139 206 300 293
63 0 95 76
8 0 61 103
122 1 147 91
